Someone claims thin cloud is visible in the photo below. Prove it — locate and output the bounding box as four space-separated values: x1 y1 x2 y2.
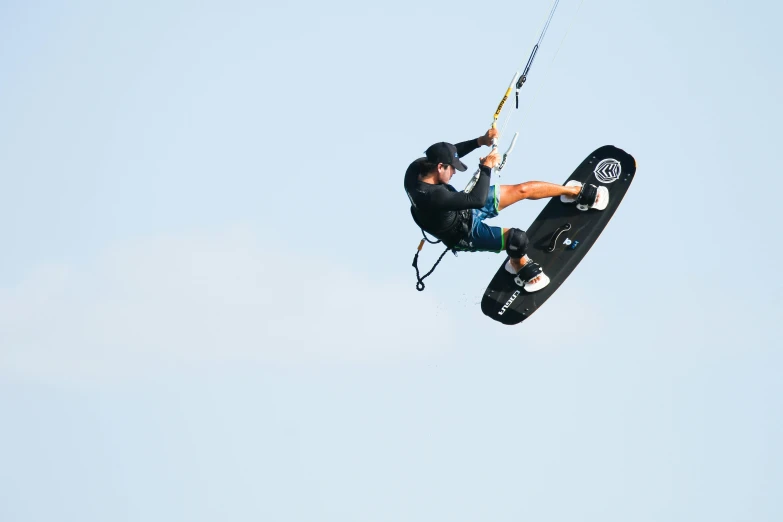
0 226 454 381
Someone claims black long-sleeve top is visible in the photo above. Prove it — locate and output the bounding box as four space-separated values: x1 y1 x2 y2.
404 138 491 236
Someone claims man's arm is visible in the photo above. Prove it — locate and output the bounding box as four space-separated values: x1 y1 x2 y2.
454 138 481 158
426 165 492 210
454 127 499 157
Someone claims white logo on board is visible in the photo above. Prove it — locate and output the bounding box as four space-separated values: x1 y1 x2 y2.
594 158 621 184
498 290 521 316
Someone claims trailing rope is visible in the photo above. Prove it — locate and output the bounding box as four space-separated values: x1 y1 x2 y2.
412 239 453 291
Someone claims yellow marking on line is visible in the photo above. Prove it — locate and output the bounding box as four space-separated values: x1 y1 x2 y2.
493 86 514 122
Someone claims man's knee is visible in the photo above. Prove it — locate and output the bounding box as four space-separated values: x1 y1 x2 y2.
516 183 532 198
505 228 528 258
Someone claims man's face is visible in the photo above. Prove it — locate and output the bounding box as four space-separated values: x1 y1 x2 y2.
437 163 455 184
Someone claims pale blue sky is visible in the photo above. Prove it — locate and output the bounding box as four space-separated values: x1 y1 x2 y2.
1 1 781 521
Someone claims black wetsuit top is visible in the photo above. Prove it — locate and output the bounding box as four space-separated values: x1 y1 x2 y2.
404 138 492 243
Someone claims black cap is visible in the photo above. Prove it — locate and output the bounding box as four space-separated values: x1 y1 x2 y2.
425 142 468 172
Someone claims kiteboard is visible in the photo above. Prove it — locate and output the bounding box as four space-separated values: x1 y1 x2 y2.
481 145 636 325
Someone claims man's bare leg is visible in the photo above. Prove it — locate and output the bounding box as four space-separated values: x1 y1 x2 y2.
498 182 581 211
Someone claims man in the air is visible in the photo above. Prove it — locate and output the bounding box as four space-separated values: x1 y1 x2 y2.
404 128 607 292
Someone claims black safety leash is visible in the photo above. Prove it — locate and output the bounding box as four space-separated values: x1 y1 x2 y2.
411 237 454 291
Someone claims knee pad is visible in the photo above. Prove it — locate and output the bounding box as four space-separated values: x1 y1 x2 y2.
505 228 529 258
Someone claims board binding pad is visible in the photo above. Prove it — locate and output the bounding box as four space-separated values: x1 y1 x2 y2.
481 145 636 325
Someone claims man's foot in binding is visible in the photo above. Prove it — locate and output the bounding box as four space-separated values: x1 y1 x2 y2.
560 180 609 211
505 255 550 292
